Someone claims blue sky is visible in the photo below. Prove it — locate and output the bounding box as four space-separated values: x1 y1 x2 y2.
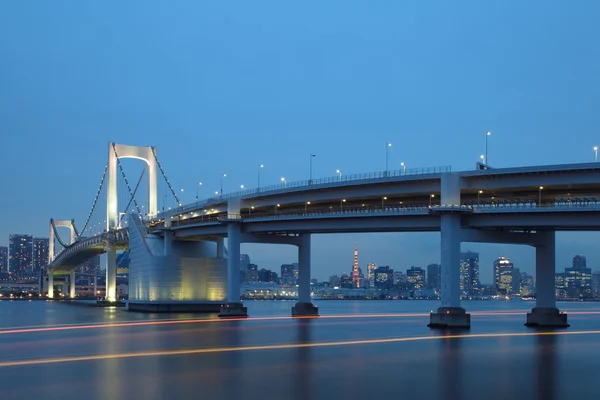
1 1 600 283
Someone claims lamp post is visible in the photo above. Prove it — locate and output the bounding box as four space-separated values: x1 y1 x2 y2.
257 164 264 191
382 196 387 208
401 162 406 175
336 169 342 181
281 177 286 188
309 154 316 184
385 142 392 176
195 182 202 204
538 186 543 206
485 131 491 166
305 201 311 213
477 190 483 206
341 198 346 210
480 154 485 165
430 194 435 206
240 184 245 192
220 173 226 196
594 147 598 162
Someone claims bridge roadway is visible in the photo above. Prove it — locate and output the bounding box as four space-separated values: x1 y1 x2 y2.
48 161 600 327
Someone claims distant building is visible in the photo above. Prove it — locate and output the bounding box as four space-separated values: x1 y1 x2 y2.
240 254 250 282
520 272 534 297
258 268 279 284
329 274 341 287
494 256 514 295
245 263 258 282
280 264 298 286
393 271 404 285
564 255 592 299
555 272 567 299
460 251 480 296
32 238 49 276
512 268 521 296
9 234 33 279
79 255 101 275
374 266 393 290
0 246 7 273
367 263 377 287
406 266 425 289
427 263 441 290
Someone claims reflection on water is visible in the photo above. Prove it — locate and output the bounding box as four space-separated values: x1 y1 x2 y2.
536 333 557 400
292 319 313 400
440 334 462 400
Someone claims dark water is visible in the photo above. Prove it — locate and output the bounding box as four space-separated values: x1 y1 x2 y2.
1 300 600 400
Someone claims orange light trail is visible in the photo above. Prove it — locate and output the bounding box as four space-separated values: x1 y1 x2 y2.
1 329 600 368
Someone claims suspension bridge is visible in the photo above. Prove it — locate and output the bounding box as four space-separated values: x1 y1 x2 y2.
47 141 600 326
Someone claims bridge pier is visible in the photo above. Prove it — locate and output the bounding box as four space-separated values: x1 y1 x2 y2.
292 234 319 317
219 223 248 318
69 271 76 299
47 273 54 298
526 231 569 328
429 173 470 329
105 245 117 302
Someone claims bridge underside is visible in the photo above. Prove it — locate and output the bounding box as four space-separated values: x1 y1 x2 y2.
50 243 128 275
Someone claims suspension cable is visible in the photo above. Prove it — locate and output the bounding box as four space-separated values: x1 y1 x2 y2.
112 143 144 217
151 146 183 209
75 164 108 241
120 165 147 224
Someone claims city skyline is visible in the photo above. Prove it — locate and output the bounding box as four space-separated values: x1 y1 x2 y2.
2 1 600 283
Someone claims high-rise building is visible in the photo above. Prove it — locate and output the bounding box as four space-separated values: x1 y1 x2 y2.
367 263 377 286
258 268 279 283
555 272 567 299
352 246 360 288
564 254 592 299
9 234 33 279
32 238 49 276
79 255 101 275
245 263 258 282
374 266 393 290
512 267 521 296
0 246 7 273
240 254 250 282
393 271 404 285
520 272 534 297
280 264 298 286
427 263 441 290
460 251 480 296
406 266 426 289
494 256 514 295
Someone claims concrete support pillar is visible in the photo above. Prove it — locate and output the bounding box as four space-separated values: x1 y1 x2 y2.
292 234 319 317
218 223 247 318
47 273 54 298
69 271 76 299
105 245 117 302
216 237 224 258
526 231 569 327
440 214 462 308
429 173 470 328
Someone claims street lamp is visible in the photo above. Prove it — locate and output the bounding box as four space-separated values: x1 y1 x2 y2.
430 194 435 206
257 164 264 190
240 184 245 191
195 182 203 203
341 198 346 210
385 142 392 176
477 190 483 206
539 186 544 206
305 201 311 212
336 169 342 181
485 131 491 166
401 162 406 175
382 196 387 208
309 154 316 184
281 177 287 188
220 173 226 196
594 147 598 162
480 154 485 165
